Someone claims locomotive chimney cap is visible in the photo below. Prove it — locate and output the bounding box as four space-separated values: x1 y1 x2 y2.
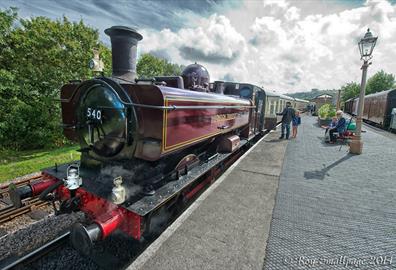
105 26 143 41
104 25 143 81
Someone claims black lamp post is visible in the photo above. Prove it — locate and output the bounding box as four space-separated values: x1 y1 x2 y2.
350 29 378 154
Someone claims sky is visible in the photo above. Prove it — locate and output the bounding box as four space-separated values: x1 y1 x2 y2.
1 0 396 93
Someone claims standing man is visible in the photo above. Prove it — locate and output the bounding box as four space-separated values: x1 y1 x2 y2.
276 101 295 140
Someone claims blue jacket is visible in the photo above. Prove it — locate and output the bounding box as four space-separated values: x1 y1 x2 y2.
335 117 346 133
292 116 301 126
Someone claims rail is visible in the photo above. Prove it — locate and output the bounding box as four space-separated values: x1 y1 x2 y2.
0 174 50 225
0 197 48 224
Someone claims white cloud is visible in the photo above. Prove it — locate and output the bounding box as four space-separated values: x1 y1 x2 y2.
137 0 396 93
4 0 395 93
139 14 247 82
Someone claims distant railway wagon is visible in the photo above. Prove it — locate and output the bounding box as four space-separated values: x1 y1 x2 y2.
344 89 396 129
344 97 359 116
344 98 354 116
264 92 290 130
294 98 309 112
263 93 308 130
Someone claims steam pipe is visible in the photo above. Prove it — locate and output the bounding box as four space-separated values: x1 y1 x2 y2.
39 180 63 201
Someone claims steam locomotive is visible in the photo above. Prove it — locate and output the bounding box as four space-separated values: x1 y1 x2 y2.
9 26 307 254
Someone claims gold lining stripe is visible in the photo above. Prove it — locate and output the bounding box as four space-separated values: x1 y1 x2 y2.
165 96 251 105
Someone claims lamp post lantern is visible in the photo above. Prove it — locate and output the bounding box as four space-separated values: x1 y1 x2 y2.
349 28 377 155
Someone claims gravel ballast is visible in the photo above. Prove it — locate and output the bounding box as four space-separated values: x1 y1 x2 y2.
0 212 85 260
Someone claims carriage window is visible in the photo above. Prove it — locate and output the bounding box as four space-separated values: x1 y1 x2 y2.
240 87 252 98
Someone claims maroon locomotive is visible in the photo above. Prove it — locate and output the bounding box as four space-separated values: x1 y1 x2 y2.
10 26 269 254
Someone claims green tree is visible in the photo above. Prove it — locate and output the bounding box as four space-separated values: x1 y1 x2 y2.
340 82 360 102
0 7 17 57
137 53 183 78
365 70 395 95
0 8 111 150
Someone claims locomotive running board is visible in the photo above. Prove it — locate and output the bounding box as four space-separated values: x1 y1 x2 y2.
41 138 254 217
126 139 249 216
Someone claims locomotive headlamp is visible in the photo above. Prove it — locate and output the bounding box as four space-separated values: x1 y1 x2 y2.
358 28 377 60
64 165 82 190
111 176 126 205
88 48 104 72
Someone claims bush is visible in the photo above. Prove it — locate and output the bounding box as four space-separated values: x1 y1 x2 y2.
318 104 336 119
0 99 63 150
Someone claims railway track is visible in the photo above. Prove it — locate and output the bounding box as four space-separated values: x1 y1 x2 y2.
0 174 50 225
0 197 49 224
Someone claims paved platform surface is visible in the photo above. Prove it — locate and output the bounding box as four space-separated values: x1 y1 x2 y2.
130 115 396 270
130 129 288 270
264 116 396 269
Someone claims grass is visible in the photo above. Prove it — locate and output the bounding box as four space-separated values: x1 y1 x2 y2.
0 145 81 183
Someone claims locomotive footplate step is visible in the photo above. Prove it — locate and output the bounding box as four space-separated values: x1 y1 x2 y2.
128 127 288 270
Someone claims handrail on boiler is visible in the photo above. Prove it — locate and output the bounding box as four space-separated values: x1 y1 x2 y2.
57 80 256 111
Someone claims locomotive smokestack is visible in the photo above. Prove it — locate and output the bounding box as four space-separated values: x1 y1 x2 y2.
105 26 143 81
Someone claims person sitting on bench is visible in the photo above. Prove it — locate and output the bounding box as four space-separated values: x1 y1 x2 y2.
325 117 338 135
329 110 346 144
323 116 338 142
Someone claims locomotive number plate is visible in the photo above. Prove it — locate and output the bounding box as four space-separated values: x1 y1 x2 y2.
86 107 102 120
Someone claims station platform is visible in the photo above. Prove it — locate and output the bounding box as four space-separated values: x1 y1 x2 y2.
129 115 396 270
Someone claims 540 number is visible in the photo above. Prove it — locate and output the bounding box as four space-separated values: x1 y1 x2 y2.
86 108 102 120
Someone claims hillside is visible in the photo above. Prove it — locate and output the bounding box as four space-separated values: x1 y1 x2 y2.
287 89 338 101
